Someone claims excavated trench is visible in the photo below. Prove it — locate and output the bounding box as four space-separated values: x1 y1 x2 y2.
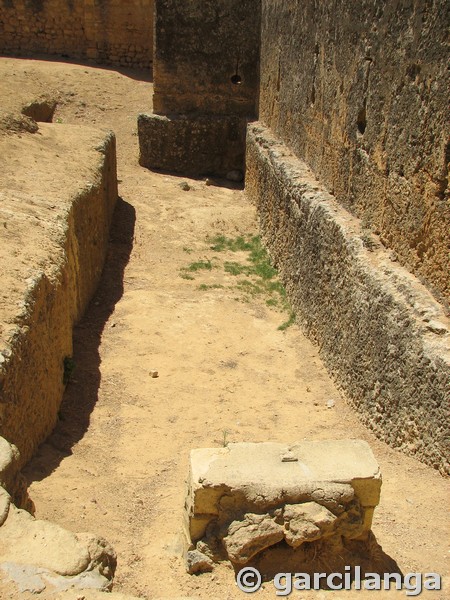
0 58 448 599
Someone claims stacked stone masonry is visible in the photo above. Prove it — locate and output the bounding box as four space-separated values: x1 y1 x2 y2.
184 441 388 574
0 120 118 472
0 0 154 69
138 0 261 177
259 0 449 303
246 123 450 475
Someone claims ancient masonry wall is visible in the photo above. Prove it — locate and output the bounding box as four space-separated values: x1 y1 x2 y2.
0 0 153 69
138 0 260 176
258 0 449 304
0 121 118 472
246 123 450 475
244 0 450 472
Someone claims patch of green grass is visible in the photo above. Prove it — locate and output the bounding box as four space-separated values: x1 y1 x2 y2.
186 259 214 272
182 246 193 254
224 261 253 276
236 280 265 296
181 234 296 331
266 297 279 307
180 258 215 279
278 312 296 331
208 235 254 252
197 283 224 291
266 281 287 297
253 260 278 280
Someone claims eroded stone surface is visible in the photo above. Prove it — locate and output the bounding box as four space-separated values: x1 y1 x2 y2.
258 0 449 302
283 502 336 548
0 504 91 576
0 122 118 472
223 513 284 564
0 502 116 594
184 441 381 569
185 549 214 575
246 124 450 474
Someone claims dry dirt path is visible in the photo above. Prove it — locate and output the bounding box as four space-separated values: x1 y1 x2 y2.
0 58 447 599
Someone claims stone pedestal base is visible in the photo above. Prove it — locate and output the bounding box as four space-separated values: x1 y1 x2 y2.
183 440 381 572
138 113 247 177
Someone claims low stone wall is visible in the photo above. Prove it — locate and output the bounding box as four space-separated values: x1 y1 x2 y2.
0 119 117 470
0 0 153 69
138 113 247 177
246 123 450 475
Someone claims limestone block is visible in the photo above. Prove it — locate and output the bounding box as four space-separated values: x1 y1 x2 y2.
0 437 20 490
283 502 336 548
223 513 284 564
184 440 381 568
0 505 90 576
0 488 10 528
0 504 116 593
185 549 214 575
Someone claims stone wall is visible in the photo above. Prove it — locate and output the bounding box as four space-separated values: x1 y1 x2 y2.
0 0 153 69
258 0 449 303
0 118 117 470
139 0 260 177
153 0 260 116
246 124 450 475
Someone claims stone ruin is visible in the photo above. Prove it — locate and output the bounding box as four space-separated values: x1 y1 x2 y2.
0 437 116 593
183 440 391 577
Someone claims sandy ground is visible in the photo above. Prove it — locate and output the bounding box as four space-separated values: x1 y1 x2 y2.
0 57 448 599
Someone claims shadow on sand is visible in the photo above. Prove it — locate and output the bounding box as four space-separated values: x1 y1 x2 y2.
233 532 402 589
23 196 135 485
3 53 153 82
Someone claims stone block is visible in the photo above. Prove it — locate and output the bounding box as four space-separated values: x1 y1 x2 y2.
184 441 381 569
138 113 247 177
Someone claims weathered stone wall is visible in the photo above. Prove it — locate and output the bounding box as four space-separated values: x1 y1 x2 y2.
0 119 117 470
246 124 450 475
153 0 260 116
258 0 449 303
0 0 153 69
139 0 260 177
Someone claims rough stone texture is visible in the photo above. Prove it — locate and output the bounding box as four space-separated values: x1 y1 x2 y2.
246 123 450 474
282 502 336 548
22 98 57 123
0 0 153 69
185 549 213 575
0 502 116 593
184 441 381 567
258 0 449 303
0 437 30 510
0 118 118 470
153 0 260 116
223 513 284 564
138 114 247 177
139 0 260 176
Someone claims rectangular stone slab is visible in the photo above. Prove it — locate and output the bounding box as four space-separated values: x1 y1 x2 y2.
185 440 381 544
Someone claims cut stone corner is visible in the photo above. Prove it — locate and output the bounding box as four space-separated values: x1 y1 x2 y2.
183 440 382 573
